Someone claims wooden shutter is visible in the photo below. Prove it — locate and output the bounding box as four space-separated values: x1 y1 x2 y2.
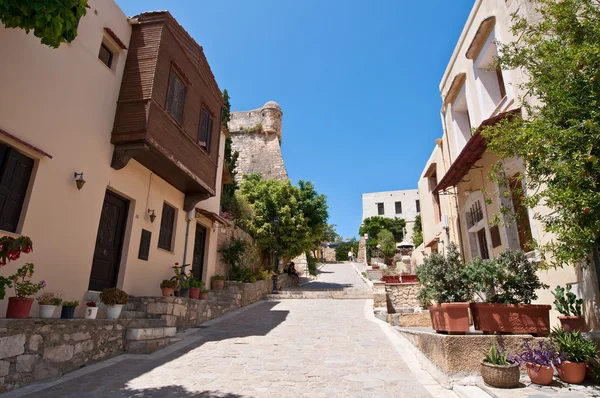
138 229 152 260
198 109 210 146
167 71 185 124
490 225 502 248
0 147 34 232
158 203 175 251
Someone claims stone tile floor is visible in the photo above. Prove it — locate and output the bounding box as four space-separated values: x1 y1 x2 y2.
478 377 600 398
284 262 372 292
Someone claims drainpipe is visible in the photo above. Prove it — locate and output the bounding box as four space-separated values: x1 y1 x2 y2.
181 210 194 274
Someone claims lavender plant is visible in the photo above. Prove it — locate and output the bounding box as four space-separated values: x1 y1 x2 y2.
510 341 564 368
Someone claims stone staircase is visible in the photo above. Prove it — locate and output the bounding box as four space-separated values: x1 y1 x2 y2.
120 303 181 354
267 287 373 300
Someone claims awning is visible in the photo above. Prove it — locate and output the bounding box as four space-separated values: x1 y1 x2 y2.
194 208 231 226
104 27 127 50
0 127 52 159
434 108 521 192
425 237 439 248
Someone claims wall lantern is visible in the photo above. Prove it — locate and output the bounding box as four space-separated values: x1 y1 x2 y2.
148 209 156 223
74 172 86 190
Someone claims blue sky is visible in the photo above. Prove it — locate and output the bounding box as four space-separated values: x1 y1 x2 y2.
119 0 475 240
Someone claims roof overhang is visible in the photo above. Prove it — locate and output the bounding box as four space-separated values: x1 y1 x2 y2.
425 237 439 248
434 108 521 192
465 16 496 60
0 127 52 159
423 162 437 178
195 208 231 226
442 73 467 106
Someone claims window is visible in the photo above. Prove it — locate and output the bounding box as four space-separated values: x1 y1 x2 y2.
415 199 420 213
98 43 114 69
377 202 384 215
429 172 441 224
138 229 151 261
452 87 472 154
0 144 33 233
395 201 402 214
477 229 490 259
198 108 213 151
496 68 506 99
510 174 533 252
158 203 176 251
166 70 186 124
490 225 502 248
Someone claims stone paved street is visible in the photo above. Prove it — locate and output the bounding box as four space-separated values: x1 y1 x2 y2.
9 263 446 398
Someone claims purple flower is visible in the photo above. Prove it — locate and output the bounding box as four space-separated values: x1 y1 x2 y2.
39 280 47 288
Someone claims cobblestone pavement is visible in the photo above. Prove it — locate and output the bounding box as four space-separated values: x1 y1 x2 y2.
286 262 371 291
13 264 441 398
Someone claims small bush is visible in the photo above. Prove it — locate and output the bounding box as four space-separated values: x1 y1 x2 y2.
306 251 317 276
100 288 128 306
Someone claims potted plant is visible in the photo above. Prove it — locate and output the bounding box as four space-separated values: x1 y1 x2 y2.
1 263 46 319
188 277 203 299
511 341 563 385
550 328 597 384
99 287 128 320
381 268 400 284
179 276 191 298
160 279 177 297
60 300 79 319
85 301 98 319
199 287 208 300
37 293 62 319
552 285 585 332
467 250 551 336
211 275 225 290
480 342 520 388
416 244 473 334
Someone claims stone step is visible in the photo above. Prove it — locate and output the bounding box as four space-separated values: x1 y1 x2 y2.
120 310 147 319
126 327 177 341
266 290 373 299
125 337 181 354
126 318 167 328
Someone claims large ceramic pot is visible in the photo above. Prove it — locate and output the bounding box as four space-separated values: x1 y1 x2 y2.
6 297 34 319
85 306 98 320
189 287 200 299
161 287 174 297
428 302 470 334
60 306 76 319
105 304 124 320
382 275 400 284
212 280 224 290
470 303 551 336
557 361 586 384
39 304 57 319
480 362 520 388
558 316 585 332
526 363 554 385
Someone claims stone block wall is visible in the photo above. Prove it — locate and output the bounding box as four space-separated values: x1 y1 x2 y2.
216 224 256 277
0 319 127 391
323 248 336 262
385 283 421 313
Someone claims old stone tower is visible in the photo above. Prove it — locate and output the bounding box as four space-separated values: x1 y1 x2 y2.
227 101 288 182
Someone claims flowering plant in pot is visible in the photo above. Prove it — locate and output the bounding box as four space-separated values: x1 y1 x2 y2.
510 341 563 385
99 288 128 320
188 277 204 299
552 284 584 332
85 301 98 319
416 243 473 334
480 342 520 388
199 287 208 300
37 293 62 319
211 275 225 290
550 328 597 384
60 300 79 319
1 263 46 319
160 279 177 297
466 250 550 336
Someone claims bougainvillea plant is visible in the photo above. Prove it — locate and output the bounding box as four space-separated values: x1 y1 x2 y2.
0 235 33 266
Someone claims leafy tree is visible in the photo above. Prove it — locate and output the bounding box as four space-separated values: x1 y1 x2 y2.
377 229 396 263
221 89 231 128
359 216 406 257
0 0 88 48
297 180 329 252
412 214 423 247
335 239 359 262
322 224 341 243
483 0 600 267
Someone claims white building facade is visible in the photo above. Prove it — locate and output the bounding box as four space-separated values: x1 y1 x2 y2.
361 189 420 241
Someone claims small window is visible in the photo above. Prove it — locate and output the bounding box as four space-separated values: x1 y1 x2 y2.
496 68 506 99
416 199 420 213
377 203 384 215
395 201 402 214
98 43 114 69
166 70 186 124
490 225 502 248
158 203 176 251
138 229 152 261
198 108 213 151
0 143 34 233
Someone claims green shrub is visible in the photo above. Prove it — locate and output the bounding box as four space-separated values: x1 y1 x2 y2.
99 288 128 306
550 328 597 363
306 251 317 276
483 342 512 366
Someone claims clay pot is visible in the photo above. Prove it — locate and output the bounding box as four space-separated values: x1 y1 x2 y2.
558 316 585 332
382 275 400 284
212 279 224 290
60 306 76 319
526 363 554 385
39 305 57 319
6 297 34 319
161 287 174 297
470 303 551 336
401 274 418 283
428 302 470 334
480 362 520 388
189 287 200 299
199 292 208 300
557 361 586 384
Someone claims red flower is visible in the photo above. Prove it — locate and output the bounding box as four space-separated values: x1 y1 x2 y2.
175 262 179 266
582 207 591 214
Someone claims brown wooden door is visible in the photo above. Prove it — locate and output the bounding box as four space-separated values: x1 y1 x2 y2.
89 191 129 291
477 229 490 260
192 224 206 281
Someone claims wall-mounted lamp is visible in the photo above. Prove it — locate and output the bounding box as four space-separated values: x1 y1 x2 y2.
74 172 86 190
148 209 156 223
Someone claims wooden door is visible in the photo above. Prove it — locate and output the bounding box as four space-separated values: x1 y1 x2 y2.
192 224 207 281
89 191 129 291
477 229 490 260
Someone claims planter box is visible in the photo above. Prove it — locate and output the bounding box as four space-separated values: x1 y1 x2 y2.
428 302 470 334
470 303 551 336
382 275 400 284
558 316 585 332
366 269 383 281
401 274 418 283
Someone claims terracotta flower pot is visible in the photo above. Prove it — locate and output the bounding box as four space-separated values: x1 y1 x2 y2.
481 362 520 388
526 363 554 385
382 275 400 284
199 292 208 300
428 302 470 334
212 279 224 290
558 316 585 332
401 274 418 283
161 287 174 297
557 361 586 384
470 303 551 336
189 287 200 299
6 297 34 319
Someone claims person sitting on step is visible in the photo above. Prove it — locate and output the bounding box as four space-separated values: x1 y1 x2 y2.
287 262 301 285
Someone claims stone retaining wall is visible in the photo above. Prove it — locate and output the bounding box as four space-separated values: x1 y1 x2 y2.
0 319 129 391
385 283 421 313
